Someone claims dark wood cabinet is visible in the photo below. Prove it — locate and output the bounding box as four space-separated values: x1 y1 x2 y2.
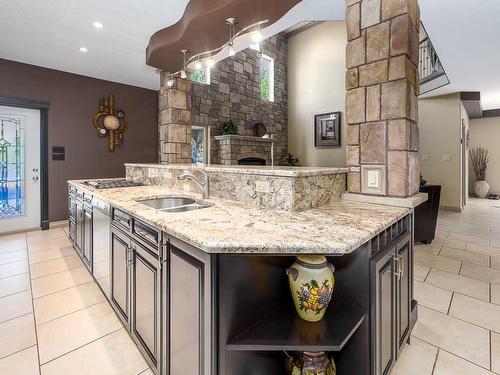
168 236 214 375
371 233 412 375
110 218 165 375
110 225 131 326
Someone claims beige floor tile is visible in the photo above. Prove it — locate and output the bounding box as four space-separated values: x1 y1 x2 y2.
491 255 500 270
37 301 122 364
0 314 36 359
390 336 437 375
139 370 154 375
40 329 148 375
414 252 461 274
461 262 500 285
449 233 489 246
449 293 500 333
29 246 75 265
442 238 467 250
0 249 27 265
30 254 82 279
414 263 431 282
414 281 453 313
412 306 490 368
467 243 500 257
414 244 440 256
425 269 489 301
439 247 490 266
492 284 500 305
433 350 494 375
0 233 26 253
32 266 92 298
0 273 30 297
492 332 500 373
0 290 33 323
0 260 29 279
34 282 106 325
0 345 39 375
27 228 66 241
27 237 72 252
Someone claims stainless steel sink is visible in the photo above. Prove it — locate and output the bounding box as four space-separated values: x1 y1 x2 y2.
136 197 209 212
138 197 195 209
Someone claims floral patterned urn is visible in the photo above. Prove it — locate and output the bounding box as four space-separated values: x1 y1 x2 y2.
286 255 335 322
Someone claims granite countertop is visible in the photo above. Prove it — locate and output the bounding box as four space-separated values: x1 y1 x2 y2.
69 180 411 255
125 163 348 177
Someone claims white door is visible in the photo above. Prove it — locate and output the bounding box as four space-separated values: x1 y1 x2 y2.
0 106 40 234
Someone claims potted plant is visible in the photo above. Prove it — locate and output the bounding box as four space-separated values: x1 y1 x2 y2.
221 119 237 135
470 147 489 198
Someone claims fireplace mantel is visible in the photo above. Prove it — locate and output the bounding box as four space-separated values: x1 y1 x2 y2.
215 134 273 165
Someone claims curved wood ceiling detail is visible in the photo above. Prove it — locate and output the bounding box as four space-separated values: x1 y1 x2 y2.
146 0 302 72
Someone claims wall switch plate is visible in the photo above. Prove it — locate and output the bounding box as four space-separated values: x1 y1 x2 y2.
255 180 270 193
361 165 387 196
442 155 451 161
367 170 380 189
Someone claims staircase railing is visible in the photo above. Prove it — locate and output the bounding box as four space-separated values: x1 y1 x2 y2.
419 37 445 84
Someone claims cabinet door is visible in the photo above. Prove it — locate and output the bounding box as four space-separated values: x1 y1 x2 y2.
69 218 76 242
131 240 161 372
75 202 84 254
169 240 213 375
372 248 396 375
82 208 93 272
396 235 411 354
110 225 131 327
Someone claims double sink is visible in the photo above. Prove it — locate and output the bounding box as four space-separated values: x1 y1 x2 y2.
137 196 210 213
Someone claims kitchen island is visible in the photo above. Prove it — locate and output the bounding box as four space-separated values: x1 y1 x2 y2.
67 165 418 375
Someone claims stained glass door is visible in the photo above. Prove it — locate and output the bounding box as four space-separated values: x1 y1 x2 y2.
0 106 40 234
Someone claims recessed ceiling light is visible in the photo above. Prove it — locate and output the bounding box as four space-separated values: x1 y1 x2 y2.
79 46 88 53
93 21 103 29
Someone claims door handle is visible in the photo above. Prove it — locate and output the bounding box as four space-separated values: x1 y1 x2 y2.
32 176 39 182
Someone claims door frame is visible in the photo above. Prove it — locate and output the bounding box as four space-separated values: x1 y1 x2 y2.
0 96 49 230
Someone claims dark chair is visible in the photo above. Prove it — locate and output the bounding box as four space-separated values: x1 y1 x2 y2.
414 185 441 244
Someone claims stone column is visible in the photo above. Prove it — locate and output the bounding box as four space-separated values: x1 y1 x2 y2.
346 0 420 197
158 75 192 164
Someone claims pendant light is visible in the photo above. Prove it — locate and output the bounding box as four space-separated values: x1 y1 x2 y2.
180 49 189 79
226 17 238 57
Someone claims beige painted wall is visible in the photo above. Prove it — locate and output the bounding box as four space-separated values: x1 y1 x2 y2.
287 21 347 167
419 93 463 210
469 116 500 194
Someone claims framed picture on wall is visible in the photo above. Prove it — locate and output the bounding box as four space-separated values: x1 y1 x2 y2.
315 111 341 147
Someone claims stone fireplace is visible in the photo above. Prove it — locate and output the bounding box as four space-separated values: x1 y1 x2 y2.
214 135 272 165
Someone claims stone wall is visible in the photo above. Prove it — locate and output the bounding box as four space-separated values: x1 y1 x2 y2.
191 33 288 165
214 135 272 165
345 0 420 198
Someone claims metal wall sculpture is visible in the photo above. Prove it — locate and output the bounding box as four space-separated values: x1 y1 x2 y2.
92 94 128 152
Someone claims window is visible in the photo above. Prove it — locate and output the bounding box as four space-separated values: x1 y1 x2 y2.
190 67 211 85
191 126 206 164
260 54 274 102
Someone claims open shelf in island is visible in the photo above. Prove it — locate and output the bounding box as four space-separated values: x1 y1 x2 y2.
226 298 366 352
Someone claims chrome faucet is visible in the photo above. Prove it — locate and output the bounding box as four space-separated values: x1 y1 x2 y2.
177 170 209 199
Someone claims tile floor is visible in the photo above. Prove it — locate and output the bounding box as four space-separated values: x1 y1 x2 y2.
1 198 500 374
0 226 151 375
393 198 500 375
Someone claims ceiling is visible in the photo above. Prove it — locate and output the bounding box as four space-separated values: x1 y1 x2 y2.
0 0 343 91
419 0 500 110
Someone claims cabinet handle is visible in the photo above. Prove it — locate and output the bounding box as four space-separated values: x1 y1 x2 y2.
399 256 404 279
393 255 402 280
127 245 135 266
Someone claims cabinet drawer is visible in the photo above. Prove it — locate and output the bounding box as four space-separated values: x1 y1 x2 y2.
76 189 84 200
112 209 131 230
132 220 160 252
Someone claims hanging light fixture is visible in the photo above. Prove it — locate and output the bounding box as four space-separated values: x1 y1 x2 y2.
166 76 175 87
205 53 215 68
226 17 238 57
180 49 189 78
194 58 203 71
251 24 263 43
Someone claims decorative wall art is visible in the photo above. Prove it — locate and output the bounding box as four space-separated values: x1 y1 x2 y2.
92 94 128 152
315 112 341 147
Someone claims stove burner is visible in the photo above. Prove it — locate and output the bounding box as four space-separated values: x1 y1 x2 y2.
83 179 143 189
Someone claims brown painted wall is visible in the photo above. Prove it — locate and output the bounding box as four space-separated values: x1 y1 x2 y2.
0 59 158 222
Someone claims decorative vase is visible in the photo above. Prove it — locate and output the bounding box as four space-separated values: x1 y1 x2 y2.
474 180 489 198
285 351 336 375
286 255 335 322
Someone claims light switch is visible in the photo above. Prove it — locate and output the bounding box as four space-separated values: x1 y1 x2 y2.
367 170 380 189
442 155 451 161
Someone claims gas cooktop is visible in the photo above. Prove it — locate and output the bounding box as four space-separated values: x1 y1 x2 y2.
83 179 143 189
